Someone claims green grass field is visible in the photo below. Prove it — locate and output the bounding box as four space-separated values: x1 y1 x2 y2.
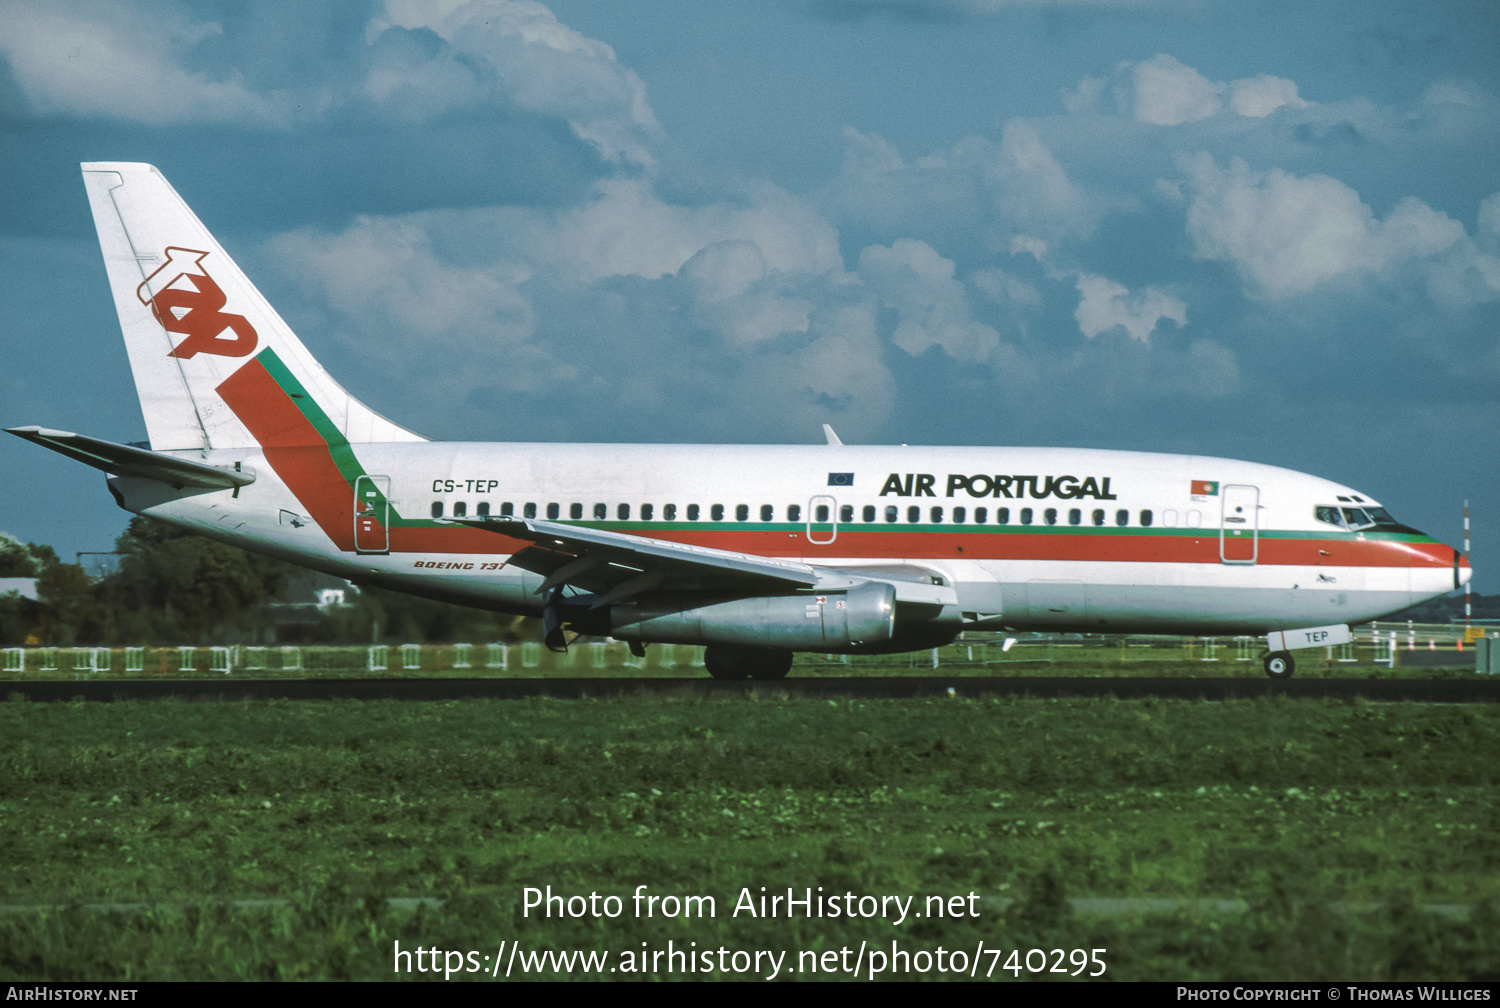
2 694 1497 981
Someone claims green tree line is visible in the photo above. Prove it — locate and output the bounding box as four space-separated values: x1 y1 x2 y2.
0 518 527 647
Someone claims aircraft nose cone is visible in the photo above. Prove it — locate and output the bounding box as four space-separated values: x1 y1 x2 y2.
1456 547 1472 589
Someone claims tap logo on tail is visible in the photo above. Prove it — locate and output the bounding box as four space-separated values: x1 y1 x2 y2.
137 247 258 359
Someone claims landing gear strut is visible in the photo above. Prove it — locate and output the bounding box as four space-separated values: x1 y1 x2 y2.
1263 651 1295 679
704 645 793 680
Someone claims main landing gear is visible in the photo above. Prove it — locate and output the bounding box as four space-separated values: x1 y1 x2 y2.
1262 651 1295 679
703 645 793 680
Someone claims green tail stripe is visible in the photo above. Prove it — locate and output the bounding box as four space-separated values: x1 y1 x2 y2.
253 347 433 527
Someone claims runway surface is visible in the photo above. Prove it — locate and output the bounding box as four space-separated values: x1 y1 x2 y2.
6 676 1499 702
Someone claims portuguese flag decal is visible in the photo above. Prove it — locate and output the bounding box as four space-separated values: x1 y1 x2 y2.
1191 480 1219 496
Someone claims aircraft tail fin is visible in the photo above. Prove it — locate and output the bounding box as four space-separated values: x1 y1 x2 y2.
80 162 424 452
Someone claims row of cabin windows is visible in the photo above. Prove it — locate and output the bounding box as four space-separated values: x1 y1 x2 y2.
430 500 1163 527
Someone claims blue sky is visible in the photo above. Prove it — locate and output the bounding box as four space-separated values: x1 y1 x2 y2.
1 0 1496 580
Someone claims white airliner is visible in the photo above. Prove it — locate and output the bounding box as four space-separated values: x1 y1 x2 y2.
8 163 1470 679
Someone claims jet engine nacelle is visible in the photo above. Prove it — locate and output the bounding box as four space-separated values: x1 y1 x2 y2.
606 581 897 649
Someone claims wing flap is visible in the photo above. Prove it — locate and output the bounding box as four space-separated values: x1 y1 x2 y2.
456 516 829 596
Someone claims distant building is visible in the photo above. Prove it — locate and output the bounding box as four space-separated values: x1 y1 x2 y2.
267 574 361 638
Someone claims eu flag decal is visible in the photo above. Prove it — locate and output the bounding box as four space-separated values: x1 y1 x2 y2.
828 472 854 487
1191 480 1219 496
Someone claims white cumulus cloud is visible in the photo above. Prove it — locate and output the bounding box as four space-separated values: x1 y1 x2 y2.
682 241 814 348
528 178 845 284
380 0 661 164
858 239 1001 363
1126 54 1223 126
0 3 282 126
1179 153 1489 301
0 0 663 165
1073 274 1186 344
266 215 537 358
828 121 1096 249
1229 74 1309 118
1098 55 1312 125
258 167 911 440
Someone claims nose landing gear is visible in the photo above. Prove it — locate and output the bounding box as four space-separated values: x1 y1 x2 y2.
1262 651 1295 679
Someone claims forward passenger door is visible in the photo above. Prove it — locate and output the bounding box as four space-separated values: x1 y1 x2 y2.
1219 484 1259 564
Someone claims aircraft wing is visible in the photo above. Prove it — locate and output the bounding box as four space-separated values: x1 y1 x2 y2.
7 426 255 490
455 516 856 602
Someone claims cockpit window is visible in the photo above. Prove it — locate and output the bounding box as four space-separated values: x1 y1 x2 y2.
1316 504 1402 531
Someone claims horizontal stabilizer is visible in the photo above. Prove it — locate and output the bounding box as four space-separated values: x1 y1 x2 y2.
7 426 254 490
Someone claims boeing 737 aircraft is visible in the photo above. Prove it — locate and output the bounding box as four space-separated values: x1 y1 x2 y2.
8 163 1471 679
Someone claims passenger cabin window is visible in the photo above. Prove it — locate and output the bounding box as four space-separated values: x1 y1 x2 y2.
908 506 920 523
1139 509 1153 527
1020 508 1033 525
712 505 724 521
664 504 677 521
994 508 1006 524
453 501 467 518
930 506 943 523
1092 509 1105 526
1044 508 1057 526
885 506 898 523
569 503 582 520
863 506 876 522
618 503 630 521
840 505 853 522
815 505 829 522
477 502 490 517
547 503 560 520
501 502 514 517
759 505 772 522
642 504 654 520
736 505 749 522
524 503 537 519
1115 509 1128 527
1068 508 1081 526
976 507 988 524
1162 509 1178 527
788 504 801 522
431 501 444 518
688 504 700 521
594 503 606 520
953 506 966 523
